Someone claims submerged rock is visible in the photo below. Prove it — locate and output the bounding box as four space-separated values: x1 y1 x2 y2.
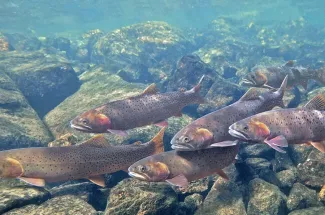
44 66 193 146
0 72 52 149
4 195 97 215
91 21 194 82
195 179 246 215
0 33 10 51
276 169 297 191
104 178 178 215
0 51 80 117
288 207 325 215
287 183 321 212
0 186 50 214
247 178 287 215
4 33 41 51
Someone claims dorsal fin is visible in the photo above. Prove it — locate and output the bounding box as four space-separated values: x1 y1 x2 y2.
240 88 260 101
304 94 325 111
149 127 166 154
79 135 111 148
284 60 295 67
142 83 159 95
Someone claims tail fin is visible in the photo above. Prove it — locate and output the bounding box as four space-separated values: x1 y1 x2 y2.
189 75 206 104
274 75 288 108
149 127 166 154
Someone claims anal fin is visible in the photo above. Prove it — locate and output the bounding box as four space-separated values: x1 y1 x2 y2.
216 169 229 180
88 175 105 187
154 120 168 127
19 177 45 187
166 174 189 188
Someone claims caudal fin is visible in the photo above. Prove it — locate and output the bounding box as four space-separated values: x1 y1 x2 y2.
274 75 288 108
149 127 166 154
189 75 206 104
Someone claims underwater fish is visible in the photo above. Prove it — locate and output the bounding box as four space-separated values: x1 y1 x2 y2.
170 76 288 151
70 76 205 136
0 128 165 187
229 95 325 153
128 144 238 188
240 60 325 90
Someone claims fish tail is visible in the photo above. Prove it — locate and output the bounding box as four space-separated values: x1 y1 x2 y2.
189 75 206 104
149 127 166 154
274 75 288 108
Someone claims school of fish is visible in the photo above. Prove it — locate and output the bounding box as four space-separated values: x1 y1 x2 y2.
2 60 325 190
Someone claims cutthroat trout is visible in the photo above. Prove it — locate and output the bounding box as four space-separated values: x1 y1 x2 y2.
0 128 165 187
241 60 325 90
70 76 205 136
229 95 325 153
128 145 238 188
171 76 288 151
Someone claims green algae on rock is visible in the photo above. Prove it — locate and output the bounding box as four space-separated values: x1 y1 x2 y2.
247 178 287 215
0 186 50 214
4 195 97 215
0 50 80 117
105 178 178 215
44 66 193 146
0 72 52 149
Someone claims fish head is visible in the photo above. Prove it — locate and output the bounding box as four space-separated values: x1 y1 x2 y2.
0 156 23 178
229 118 270 142
70 109 112 133
171 126 214 150
128 161 170 182
241 68 268 87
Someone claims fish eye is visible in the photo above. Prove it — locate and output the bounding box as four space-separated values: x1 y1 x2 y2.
138 165 146 172
244 126 249 130
183 136 190 143
81 118 89 125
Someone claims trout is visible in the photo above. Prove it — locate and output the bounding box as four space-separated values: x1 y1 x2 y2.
70 76 205 136
229 95 325 153
170 76 288 151
0 128 165 187
128 145 238 188
241 60 325 90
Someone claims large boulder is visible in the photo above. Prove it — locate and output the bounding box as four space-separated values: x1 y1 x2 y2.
4 195 97 215
0 186 50 214
288 207 325 215
44 66 193 146
104 178 178 215
91 21 195 83
0 51 80 117
0 72 52 149
247 178 287 215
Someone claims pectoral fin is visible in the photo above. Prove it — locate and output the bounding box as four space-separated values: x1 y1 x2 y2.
264 135 288 153
166 174 189 188
308 141 325 153
154 120 168 127
88 175 105 187
18 177 45 187
216 169 229 180
107 129 128 137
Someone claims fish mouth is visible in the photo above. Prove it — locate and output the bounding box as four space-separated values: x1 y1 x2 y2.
128 171 148 181
240 78 255 86
70 121 92 132
228 128 249 140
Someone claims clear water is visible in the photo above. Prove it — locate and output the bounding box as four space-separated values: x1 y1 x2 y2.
1 1 325 214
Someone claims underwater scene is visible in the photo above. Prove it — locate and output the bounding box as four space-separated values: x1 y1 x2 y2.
2 0 325 214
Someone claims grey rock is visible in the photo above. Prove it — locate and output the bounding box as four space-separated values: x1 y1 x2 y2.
247 178 287 215
276 169 297 190
288 207 325 215
0 186 50 214
240 144 275 160
273 152 295 172
287 183 321 212
244 158 272 177
288 144 312 166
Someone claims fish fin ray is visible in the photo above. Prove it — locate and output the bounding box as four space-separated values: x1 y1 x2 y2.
107 129 128 137
142 83 159 95
18 177 45 187
88 175 105 187
240 88 260 101
79 135 111 148
304 94 325 111
166 174 189 188
189 75 206 104
150 127 165 154
308 141 325 153
154 120 168 127
264 136 288 153
216 169 229 180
